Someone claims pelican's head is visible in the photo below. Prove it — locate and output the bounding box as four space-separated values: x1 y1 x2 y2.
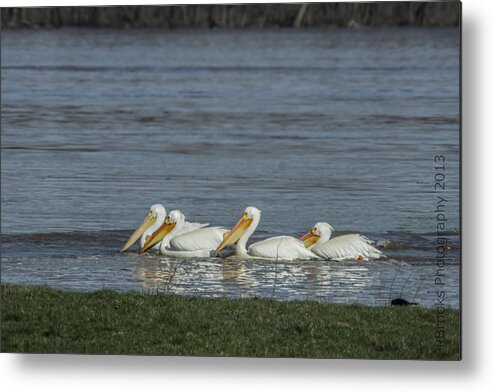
245 206 261 221
215 206 261 253
120 203 166 252
167 210 186 226
299 222 334 249
149 204 166 219
139 209 184 254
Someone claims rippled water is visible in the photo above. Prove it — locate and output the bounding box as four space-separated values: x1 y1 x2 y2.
1 27 460 308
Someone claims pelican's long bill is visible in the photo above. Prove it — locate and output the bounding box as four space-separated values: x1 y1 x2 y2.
215 212 253 253
299 229 321 249
120 212 157 252
139 218 176 254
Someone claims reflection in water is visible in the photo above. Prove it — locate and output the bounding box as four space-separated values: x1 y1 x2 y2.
222 259 252 297
1 229 460 308
136 260 183 292
129 256 458 308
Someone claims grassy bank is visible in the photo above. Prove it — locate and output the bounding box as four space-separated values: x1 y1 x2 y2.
1 285 460 359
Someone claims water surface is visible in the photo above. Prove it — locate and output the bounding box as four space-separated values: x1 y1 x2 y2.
1 27 460 308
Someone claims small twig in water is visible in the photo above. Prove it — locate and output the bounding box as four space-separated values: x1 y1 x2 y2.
388 261 403 304
165 261 181 293
273 237 283 298
399 272 413 299
412 276 426 304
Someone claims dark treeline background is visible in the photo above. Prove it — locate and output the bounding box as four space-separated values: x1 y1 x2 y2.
1 2 460 29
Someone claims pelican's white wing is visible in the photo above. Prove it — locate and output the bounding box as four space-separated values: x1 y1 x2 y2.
248 236 318 260
174 221 209 236
169 227 228 251
140 221 207 251
312 234 383 261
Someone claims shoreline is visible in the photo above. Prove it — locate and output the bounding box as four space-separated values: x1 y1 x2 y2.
2 3 460 29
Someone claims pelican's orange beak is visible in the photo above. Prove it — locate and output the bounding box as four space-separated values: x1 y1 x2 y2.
120 211 157 252
215 212 252 253
299 228 320 249
139 217 176 254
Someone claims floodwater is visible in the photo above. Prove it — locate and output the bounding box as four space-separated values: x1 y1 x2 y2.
1 27 460 308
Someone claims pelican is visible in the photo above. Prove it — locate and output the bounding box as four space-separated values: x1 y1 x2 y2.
299 222 384 261
215 206 318 261
120 204 167 252
140 210 227 258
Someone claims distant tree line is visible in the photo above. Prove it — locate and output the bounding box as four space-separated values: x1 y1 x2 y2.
1 3 460 29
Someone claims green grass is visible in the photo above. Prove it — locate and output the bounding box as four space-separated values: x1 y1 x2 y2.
1 284 460 359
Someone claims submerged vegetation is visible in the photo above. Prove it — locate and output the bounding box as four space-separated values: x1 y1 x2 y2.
1 284 459 359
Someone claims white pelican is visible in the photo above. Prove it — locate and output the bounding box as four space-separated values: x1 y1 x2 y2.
215 206 318 261
120 204 167 252
140 210 227 258
299 222 384 261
